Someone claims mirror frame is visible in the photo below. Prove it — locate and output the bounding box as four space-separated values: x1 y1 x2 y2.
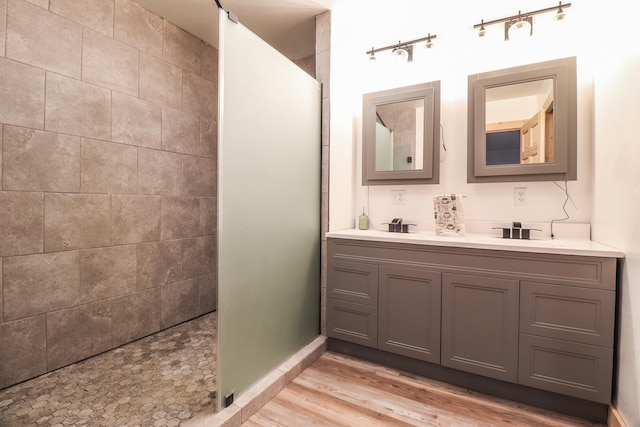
467 57 577 183
363 81 440 185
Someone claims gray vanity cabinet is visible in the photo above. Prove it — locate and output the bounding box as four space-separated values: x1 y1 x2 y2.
326 237 618 407
378 266 441 363
441 274 519 383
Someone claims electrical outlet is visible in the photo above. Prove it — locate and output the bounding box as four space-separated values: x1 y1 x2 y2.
392 190 406 205
514 187 527 206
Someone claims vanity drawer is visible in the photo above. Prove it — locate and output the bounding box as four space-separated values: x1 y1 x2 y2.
328 260 378 306
519 334 613 403
520 282 615 347
326 298 377 348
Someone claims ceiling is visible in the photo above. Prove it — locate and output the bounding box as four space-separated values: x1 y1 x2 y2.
132 0 335 60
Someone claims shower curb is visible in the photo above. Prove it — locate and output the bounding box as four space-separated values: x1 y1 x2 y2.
184 335 328 427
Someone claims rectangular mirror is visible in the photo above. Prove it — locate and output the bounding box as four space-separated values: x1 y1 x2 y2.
468 57 576 183
363 81 440 185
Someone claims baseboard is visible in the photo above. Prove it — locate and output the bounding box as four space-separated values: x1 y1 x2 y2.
608 405 627 427
184 335 328 427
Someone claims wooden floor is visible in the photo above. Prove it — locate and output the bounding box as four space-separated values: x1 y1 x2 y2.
243 352 606 427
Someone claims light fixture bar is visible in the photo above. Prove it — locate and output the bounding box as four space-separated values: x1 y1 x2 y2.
473 2 571 30
366 33 437 56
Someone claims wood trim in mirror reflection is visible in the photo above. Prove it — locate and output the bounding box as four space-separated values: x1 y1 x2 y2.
467 57 576 183
363 81 441 185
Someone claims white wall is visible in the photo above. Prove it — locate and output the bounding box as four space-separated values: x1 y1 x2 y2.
590 2 640 426
329 0 593 232
328 1 639 425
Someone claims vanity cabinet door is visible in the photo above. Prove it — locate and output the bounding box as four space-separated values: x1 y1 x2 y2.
441 273 519 383
378 266 441 363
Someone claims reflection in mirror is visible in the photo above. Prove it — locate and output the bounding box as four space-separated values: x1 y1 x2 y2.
375 99 425 171
485 79 554 166
468 57 576 183
363 81 440 185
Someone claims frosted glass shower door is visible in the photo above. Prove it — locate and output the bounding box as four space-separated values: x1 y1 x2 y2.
217 12 321 407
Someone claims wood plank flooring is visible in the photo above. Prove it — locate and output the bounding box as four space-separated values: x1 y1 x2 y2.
243 352 606 427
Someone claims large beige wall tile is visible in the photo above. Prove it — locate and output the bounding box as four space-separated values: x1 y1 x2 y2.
45 73 111 140
197 273 217 315
3 126 80 192
6 0 81 79
182 236 215 280
137 241 183 291
161 107 200 155
160 278 199 329
316 11 331 54
316 50 330 99
3 251 79 320
294 54 315 78
44 193 110 251
183 72 217 120
23 0 48 7
112 92 161 149
140 53 182 110
46 301 112 370
200 197 217 236
161 197 200 240
0 192 43 256
114 0 162 58
0 126 2 191
0 316 46 389
322 97 330 146
80 139 137 194
82 28 138 96
0 0 6 57
0 57 45 129
136 240 183 290
111 288 161 347
0 258 3 320
321 144 329 194
200 43 218 83
138 148 181 195
80 245 136 303
50 0 113 37
111 195 161 244
200 117 217 159
163 21 201 75
183 155 216 197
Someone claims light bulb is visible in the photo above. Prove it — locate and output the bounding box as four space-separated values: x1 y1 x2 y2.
393 47 409 63
508 17 531 41
478 20 486 38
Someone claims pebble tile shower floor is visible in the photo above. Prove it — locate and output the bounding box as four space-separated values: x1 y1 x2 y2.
0 312 217 427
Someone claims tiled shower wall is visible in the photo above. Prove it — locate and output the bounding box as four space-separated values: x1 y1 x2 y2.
0 0 218 389
316 10 330 336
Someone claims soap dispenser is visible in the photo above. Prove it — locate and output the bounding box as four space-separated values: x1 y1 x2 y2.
358 208 369 230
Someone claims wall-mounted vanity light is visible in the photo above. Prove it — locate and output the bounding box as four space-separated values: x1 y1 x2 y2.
367 33 437 64
474 2 571 41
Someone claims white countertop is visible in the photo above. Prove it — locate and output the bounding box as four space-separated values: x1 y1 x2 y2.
326 228 624 258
